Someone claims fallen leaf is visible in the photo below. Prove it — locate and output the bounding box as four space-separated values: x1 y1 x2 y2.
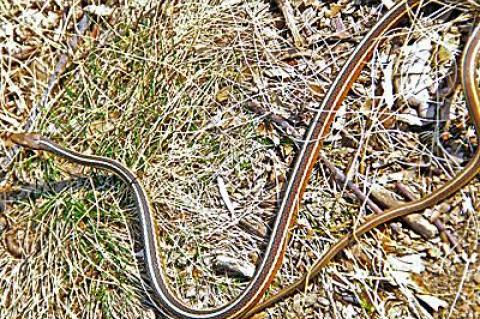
388 254 426 273
308 81 325 96
416 294 448 312
216 87 230 102
396 112 424 126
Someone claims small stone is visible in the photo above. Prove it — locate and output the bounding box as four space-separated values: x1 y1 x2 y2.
402 214 438 239
248 251 259 264
438 203 451 214
304 294 317 307
214 255 255 279
391 222 403 234
402 236 412 246
318 297 330 307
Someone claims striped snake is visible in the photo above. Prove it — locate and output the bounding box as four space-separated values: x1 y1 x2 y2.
8 1 480 318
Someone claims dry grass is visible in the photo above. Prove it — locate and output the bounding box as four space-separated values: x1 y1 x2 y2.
1 0 479 318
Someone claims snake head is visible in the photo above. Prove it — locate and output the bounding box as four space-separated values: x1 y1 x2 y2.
10 133 48 151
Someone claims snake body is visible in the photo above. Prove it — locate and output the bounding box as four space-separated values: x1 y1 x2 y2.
9 1 480 318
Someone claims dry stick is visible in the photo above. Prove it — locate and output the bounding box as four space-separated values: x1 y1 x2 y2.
248 101 388 215
322 156 441 239
247 101 300 138
274 0 306 48
1 13 91 172
320 155 384 215
247 100 441 238
45 13 91 106
395 182 461 250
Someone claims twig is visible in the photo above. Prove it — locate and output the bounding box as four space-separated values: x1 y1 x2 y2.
370 186 438 239
322 157 438 239
248 100 387 216
247 99 438 238
274 0 306 48
395 183 461 250
320 155 383 215
1 13 91 173
44 13 91 107
247 101 300 138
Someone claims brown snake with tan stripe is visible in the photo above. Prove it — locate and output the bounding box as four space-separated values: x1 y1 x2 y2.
8 1 480 318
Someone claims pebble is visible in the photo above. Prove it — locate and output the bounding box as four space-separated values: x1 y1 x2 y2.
391 222 403 235
402 236 412 246
318 297 330 307
404 215 438 239
438 203 451 214
304 294 317 307
214 255 255 279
